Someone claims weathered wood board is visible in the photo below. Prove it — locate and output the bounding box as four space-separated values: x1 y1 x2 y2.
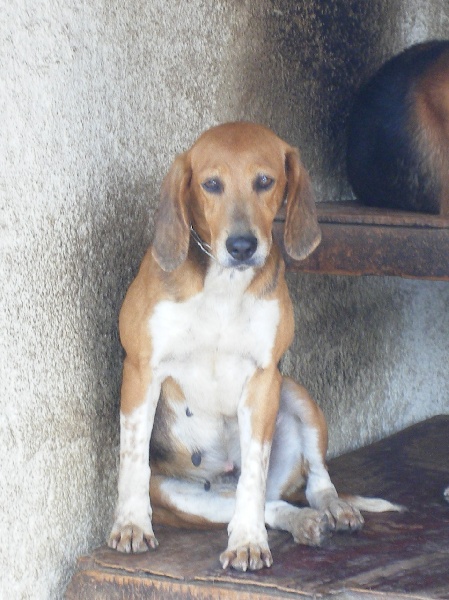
274 202 449 280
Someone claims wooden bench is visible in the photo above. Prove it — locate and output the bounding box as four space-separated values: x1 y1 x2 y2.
66 416 449 599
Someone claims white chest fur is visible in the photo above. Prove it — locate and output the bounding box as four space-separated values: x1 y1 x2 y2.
149 264 280 416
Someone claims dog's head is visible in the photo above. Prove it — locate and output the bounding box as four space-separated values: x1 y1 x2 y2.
152 122 321 272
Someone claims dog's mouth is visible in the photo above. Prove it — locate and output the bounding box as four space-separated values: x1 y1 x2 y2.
226 256 262 270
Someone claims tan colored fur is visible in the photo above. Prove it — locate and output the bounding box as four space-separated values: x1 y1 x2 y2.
413 50 449 215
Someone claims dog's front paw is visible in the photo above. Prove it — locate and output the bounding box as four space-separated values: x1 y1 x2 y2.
325 499 364 532
108 516 158 554
444 486 449 503
221 519 272 571
220 542 273 571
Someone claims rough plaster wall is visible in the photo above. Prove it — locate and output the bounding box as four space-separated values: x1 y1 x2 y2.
1 2 252 597
283 275 449 457
1 0 448 598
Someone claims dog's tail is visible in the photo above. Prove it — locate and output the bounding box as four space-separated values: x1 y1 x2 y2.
341 494 406 513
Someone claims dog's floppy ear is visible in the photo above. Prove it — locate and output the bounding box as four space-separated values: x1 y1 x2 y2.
283 147 321 260
152 152 191 272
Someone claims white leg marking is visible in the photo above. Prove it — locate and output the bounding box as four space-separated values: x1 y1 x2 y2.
221 406 273 571
109 383 159 553
303 425 403 527
302 426 365 532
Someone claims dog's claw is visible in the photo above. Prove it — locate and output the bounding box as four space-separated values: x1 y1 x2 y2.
220 543 273 571
325 499 364 532
108 521 158 554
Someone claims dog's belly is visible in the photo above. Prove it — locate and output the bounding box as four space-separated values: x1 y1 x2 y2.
151 350 259 480
152 387 242 480
148 266 280 479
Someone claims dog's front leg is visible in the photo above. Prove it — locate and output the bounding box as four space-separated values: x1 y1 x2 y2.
220 367 281 571
108 359 160 553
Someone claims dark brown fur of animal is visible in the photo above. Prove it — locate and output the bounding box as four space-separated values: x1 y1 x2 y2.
347 40 449 215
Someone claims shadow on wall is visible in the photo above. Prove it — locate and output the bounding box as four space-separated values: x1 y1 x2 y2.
73 170 158 555
81 170 158 405
220 0 402 200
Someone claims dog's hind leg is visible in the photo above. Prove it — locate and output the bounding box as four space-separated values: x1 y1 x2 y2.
268 377 403 532
150 474 235 529
264 501 330 546
151 473 331 547
268 377 365 532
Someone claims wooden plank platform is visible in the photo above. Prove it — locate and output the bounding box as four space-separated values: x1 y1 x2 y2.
66 416 449 599
273 202 449 280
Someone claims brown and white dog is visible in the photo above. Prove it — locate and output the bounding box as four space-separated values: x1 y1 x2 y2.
108 122 401 571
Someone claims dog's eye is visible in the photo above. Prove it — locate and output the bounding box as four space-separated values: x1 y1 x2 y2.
254 174 274 192
202 178 223 194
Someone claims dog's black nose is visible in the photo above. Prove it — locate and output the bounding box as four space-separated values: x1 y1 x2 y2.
226 235 258 262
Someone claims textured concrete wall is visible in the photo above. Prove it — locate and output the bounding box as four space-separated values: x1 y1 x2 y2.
283 275 449 456
1 0 448 597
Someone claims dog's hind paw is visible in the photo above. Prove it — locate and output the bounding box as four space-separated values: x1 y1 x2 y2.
108 519 158 554
290 508 331 546
220 542 273 571
324 498 364 532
